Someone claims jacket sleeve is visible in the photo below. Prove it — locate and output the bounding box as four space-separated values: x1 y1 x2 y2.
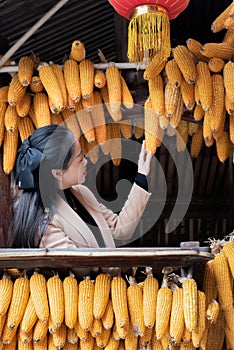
98 183 151 240
40 223 80 249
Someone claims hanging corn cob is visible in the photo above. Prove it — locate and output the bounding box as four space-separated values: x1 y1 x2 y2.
186 38 209 62
33 92 51 128
120 75 134 109
78 277 95 331
94 69 106 89
8 73 27 106
63 272 79 329
200 42 234 60
29 76 44 94
16 92 31 118
70 40 86 62
211 2 234 33
38 64 64 111
173 45 197 84
148 74 165 116
195 61 213 112
143 55 167 80
18 56 35 87
216 130 233 162
93 273 111 320
47 272 65 328
79 59 94 100
3 128 18 174
169 286 185 346
4 105 19 133
105 64 122 121
182 277 198 332
111 276 129 329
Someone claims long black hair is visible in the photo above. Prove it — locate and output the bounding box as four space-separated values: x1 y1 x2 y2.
9 124 76 248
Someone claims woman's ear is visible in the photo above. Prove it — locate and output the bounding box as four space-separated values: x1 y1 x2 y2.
51 169 63 180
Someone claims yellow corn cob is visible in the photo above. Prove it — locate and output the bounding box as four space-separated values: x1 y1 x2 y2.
4 105 19 133
206 299 220 325
222 241 234 278
169 89 184 129
0 102 7 146
93 273 111 320
76 103 95 143
51 63 68 110
50 112 64 125
209 74 225 134
100 85 122 122
104 334 120 350
200 42 234 60
134 117 144 139
126 276 145 337
180 78 195 111
208 57 225 73
164 82 180 118
48 333 57 350
223 60 234 101
144 98 162 154
33 318 48 343
182 327 192 343
105 65 122 120
190 124 203 158
2 315 18 345
205 310 225 350
7 275 30 330
120 75 134 109
90 90 106 144
70 40 86 62
47 274 65 328
18 56 35 86
186 38 209 62
111 276 129 329
109 122 122 166
81 94 94 112
212 251 233 309
63 342 79 350
101 298 114 330
33 92 51 128
124 322 138 350
38 64 64 111
48 313 58 335
3 129 18 174
143 55 167 80
95 328 111 348
151 331 163 350
79 59 94 100
18 327 33 346
29 76 44 93
188 121 200 136
202 110 213 143
80 331 95 350
33 333 47 350
49 92 61 115
0 86 9 103
119 119 132 139
67 93 78 111
191 290 206 348
74 321 90 341
94 69 106 89
193 103 204 122
155 283 173 340
142 268 158 329
139 326 153 346
8 73 27 106
63 273 79 329
165 59 183 87
182 278 198 332
173 45 197 84
67 327 78 344
211 2 234 32
20 295 38 334
89 318 103 338
52 321 67 349
78 277 95 331
148 74 165 116
176 120 189 152
0 274 13 316
85 139 99 164
18 115 35 142
195 61 213 112
0 312 7 338
169 287 184 346
114 318 129 340
16 92 31 118
216 130 233 162
222 28 234 46
2 329 17 348
226 95 234 116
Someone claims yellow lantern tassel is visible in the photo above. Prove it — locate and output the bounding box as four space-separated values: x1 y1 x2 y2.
128 5 171 66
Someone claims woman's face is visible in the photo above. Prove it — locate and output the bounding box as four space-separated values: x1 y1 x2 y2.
57 140 87 189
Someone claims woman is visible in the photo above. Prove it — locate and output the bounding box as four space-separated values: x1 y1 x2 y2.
9 124 153 250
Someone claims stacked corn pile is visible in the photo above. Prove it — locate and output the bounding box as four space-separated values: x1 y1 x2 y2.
144 1 234 163
0 39 136 174
0 251 233 350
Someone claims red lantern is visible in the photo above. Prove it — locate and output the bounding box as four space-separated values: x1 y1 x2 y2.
109 0 190 65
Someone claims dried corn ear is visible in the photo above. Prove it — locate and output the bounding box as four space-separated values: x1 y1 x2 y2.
8 73 27 106
216 130 233 162
3 129 18 174
0 274 13 316
186 38 209 62
200 42 234 60
182 278 198 332
78 277 95 331
18 56 35 86
106 65 122 120
173 45 197 84
70 40 86 62
47 274 65 328
94 70 106 89
33 92 51 128
93 273 111 320
111 276 129 329
79 59 94 100
4 105 19 133
63 273 78 329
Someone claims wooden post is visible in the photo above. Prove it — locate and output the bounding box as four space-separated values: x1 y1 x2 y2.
0 148 12 247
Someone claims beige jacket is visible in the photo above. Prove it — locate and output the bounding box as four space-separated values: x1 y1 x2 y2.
39 183 151 249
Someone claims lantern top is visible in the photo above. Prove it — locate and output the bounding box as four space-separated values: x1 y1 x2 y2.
108 0 190 20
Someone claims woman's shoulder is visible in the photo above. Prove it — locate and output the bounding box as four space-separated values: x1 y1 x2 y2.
71 184 100 207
